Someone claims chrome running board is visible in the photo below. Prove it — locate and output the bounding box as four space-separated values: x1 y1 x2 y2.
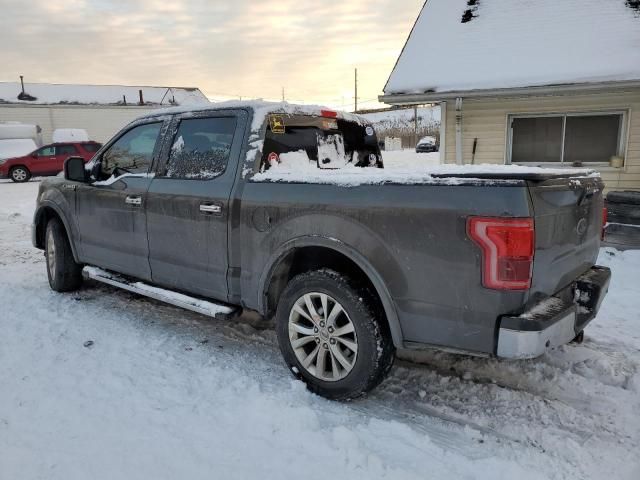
83 266 237 319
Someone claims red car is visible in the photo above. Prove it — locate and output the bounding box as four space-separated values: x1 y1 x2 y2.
0 141 101 183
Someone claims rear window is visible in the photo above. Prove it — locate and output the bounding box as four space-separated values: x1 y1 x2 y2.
57 145 78 155
82 143 101 153
260 115 382 172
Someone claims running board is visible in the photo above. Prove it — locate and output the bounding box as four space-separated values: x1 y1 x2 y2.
83 266 237 319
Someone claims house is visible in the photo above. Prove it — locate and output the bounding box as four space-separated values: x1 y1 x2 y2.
380 0 640 191
0 81 210 144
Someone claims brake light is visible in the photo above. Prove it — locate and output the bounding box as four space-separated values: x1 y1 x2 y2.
602 206 608 241
321 109 338 118
467 217 535 291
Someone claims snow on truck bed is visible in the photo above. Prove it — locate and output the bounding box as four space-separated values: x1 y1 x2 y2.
252 150 599 187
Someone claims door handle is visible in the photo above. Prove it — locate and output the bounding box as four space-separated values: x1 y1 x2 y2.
125 196 142 206
200 204 222 215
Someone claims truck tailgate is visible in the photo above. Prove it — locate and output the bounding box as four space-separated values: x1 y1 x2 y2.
527 175 604 302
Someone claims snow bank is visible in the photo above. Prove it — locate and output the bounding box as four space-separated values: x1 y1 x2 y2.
385 0 640 94
52 129 89 143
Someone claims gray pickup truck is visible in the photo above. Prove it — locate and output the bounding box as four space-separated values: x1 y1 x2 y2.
32 102 611 400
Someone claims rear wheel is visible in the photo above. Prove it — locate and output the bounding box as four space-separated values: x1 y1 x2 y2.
275 269 395 400
45 218 83 292
10 166 31 183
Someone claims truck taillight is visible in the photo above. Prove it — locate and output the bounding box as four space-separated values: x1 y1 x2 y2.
321 109 338 118
602 206 608 241
467 217 535 291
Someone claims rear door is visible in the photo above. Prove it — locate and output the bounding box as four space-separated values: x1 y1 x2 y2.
528 175 604 300
56 144 80 172
75 119 168 279
146 109 247 301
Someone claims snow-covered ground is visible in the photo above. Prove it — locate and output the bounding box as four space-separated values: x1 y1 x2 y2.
1 168 639 479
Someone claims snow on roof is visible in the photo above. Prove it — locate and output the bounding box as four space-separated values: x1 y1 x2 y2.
0 82 210 106
151 100 370 133
385 0 640 95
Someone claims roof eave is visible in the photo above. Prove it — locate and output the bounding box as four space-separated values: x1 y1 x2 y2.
379 79 640 105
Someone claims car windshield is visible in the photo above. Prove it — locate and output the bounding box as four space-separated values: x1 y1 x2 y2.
260 115 382 171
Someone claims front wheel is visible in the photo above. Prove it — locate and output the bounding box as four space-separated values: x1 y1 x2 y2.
45 218 83 292
275 269 395 400
10 166 31 183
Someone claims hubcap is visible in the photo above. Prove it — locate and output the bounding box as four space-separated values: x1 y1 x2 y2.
13 168 27 181
46 228 56 275
288 292 358 382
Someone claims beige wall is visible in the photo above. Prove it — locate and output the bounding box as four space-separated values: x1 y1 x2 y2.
0 104 159 144
443 88 640 191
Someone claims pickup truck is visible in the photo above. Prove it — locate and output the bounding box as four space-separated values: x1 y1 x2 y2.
32 102 611 400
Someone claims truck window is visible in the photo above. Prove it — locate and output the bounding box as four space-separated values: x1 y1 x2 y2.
102 123 162 175
36 146 55 157
57 145 78 155
260 116 381 172
164 117 236 180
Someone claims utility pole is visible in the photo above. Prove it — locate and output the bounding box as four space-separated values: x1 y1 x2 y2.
282 87 285 102
354 68 359 113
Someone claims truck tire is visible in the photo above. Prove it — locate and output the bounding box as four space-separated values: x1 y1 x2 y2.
45 218 83 292
10 166 31 183
275 269 395 400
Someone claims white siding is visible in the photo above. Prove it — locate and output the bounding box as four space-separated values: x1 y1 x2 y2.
444 88 640 191
0 105 160 144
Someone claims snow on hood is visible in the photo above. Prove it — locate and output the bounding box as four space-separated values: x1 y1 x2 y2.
385 0 640 95
153 100 370 135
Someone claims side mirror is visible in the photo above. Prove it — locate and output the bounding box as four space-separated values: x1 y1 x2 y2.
32 153 38 158
64 157 88 183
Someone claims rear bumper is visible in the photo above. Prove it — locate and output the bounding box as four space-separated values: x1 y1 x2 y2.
497 266 611 359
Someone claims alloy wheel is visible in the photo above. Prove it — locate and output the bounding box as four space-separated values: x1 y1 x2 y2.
288 292 358 382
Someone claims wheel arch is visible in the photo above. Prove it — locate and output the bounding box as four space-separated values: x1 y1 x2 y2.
259 236 404 348
34 202 81 263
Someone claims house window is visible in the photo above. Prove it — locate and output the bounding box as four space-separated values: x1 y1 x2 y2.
509 113 625 165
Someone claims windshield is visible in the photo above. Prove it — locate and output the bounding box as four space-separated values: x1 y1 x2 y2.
260 115 382 172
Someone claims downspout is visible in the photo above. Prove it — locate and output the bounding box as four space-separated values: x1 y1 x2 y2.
455 97 463 165
439 101 447 164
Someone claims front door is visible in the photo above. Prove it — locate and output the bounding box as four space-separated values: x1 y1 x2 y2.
75 120 166 279
146 110 247 301
33 145 58 175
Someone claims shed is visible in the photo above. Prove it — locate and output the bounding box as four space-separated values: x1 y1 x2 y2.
0 82 210 144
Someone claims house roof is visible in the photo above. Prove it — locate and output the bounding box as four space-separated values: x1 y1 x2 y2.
384 0 640 97
0 82 210 106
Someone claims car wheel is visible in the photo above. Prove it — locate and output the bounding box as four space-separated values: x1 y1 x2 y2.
275 269 395 400
10 166 31 183
45 218 83 292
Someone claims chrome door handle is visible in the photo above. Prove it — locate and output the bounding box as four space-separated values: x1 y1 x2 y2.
200 204 222 214
125 196 142 206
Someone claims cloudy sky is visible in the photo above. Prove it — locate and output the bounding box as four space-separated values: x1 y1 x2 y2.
0 0 424 109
